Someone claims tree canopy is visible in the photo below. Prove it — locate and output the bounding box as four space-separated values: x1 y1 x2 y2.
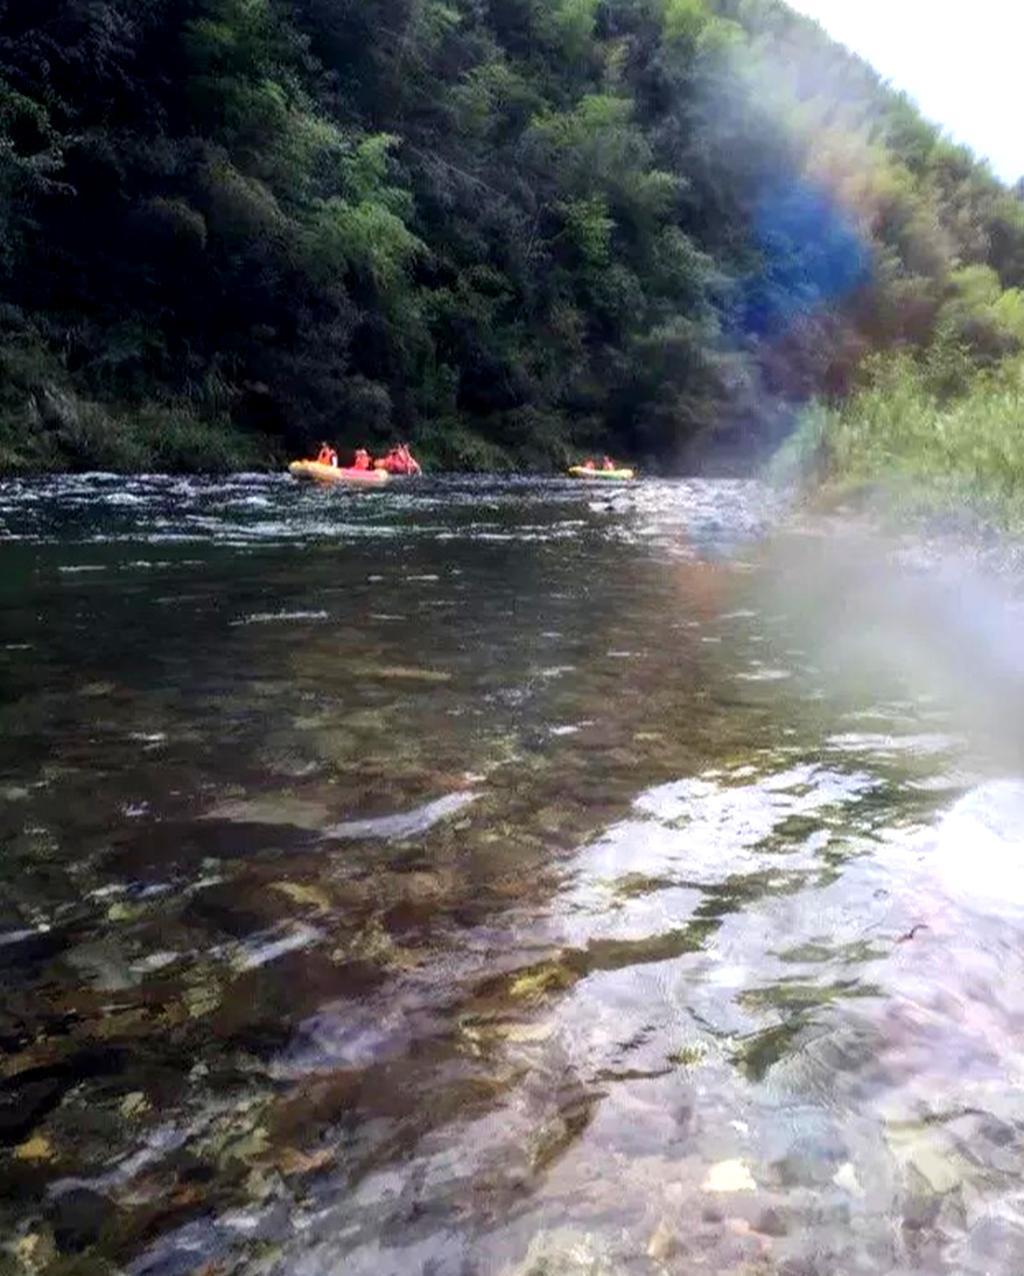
2 0 1022 470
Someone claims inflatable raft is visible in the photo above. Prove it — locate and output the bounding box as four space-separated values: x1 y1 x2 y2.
288 460 390 486
567 466 636 481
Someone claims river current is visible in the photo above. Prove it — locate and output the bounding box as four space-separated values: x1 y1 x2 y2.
3 474 1024 1276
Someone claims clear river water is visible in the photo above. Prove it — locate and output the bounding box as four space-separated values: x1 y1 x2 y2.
4 474 1024 1276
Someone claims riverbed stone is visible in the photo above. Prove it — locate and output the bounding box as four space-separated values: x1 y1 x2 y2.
64 938 138 992
0 1077 64 1144
754 1206 789 1237
703 1159 757 1192
14 1230 57 1273
771 1132 847 1188
13 1134 53 1162
503 1229 616 1276
831 1161 864 1197
901 1165 943 1232
646 1219 681 1261
120 1091 151 1119
48 1187 115 1253
955 1213 1024 1273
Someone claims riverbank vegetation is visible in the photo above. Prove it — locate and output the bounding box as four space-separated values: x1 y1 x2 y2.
2 0 1023 472
782 355 1024 525
789 268 1024 523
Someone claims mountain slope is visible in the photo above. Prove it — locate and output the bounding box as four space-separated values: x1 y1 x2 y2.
1 0 1021 471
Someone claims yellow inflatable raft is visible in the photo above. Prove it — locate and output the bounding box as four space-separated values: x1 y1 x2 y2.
567 466 636 481
288 461 390 486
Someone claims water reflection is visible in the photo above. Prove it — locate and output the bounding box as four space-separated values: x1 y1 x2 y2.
1 476 1024 1274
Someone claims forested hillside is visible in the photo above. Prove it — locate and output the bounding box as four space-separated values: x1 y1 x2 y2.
2 0 1023 471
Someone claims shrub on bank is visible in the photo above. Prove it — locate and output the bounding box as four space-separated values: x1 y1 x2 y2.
779 354 1024 526
0 325 272 472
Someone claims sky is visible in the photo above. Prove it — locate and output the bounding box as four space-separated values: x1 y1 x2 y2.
785 0 1023 183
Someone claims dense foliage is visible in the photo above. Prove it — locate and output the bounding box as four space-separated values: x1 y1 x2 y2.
1 0 1023 471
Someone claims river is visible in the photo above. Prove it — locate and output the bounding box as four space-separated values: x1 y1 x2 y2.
3 474 1024 1275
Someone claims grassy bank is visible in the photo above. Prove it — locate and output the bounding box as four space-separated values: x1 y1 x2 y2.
0 401 272 475
776 354 1024 529
0 336 600 475
0 393 568 476
0 337 272 474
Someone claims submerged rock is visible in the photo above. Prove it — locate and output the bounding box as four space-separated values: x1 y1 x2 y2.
831 1161 864 1198
702 1160 756 1193
325 791 479 841
14 1231 57 1272
269 880 332 912
771 1133 847 1189
754 1206 789 1237
503 1229 617 1276
953 1212 1024 1273
119 1092 151 1120
48 1186 115 1253
646 1218 682 1261
64 938 139 992
14 1134 53 1162
127 1216 234 1276
353 665 451 683
0 1075 66 1145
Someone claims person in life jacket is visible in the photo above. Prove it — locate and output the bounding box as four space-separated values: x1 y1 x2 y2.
601 456 616 470
352 447 372 471
398 443 422 476
582 458 596 470
375 445 420 475
316 443 339 467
